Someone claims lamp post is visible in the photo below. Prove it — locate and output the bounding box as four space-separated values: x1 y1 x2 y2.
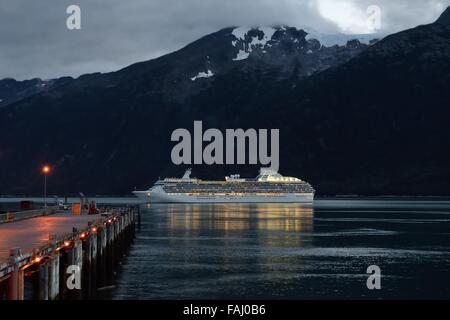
42 165 51 213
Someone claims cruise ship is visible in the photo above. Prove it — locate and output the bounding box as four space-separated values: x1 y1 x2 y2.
133 168 315 203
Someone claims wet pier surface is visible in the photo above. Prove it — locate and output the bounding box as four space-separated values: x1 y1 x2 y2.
0 213 101 265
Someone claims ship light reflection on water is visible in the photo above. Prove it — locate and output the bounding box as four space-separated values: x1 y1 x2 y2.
119 203 316 295
164 203 314 245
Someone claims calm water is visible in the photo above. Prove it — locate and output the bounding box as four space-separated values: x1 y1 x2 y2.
112 199 450 299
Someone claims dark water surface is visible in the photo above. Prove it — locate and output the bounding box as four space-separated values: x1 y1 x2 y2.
112 199 450 299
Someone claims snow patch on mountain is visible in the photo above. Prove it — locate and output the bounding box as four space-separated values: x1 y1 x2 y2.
251 27 276 47
231 27 277 61
233 50 250 61
190 70 214 81
231 27 250 43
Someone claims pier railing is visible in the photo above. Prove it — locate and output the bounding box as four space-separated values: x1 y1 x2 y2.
0 207 58 224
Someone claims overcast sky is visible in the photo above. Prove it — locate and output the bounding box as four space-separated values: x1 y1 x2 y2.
1 0 449 80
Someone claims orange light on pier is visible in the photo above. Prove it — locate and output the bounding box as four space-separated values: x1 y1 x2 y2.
80 232 87 239
42 165 51 174
64 241 71 247
34 256 41 263
91 227 97 233
42 165 51 213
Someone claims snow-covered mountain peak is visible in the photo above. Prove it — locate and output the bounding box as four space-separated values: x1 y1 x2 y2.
230 26 383 54
185 25 375 83
230 26 306 61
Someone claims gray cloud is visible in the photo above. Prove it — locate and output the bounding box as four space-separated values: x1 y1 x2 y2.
1 0 449 80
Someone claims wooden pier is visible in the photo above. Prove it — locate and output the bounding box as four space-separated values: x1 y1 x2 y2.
0 206 137 300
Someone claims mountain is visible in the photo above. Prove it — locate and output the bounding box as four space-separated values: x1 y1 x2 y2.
0 77 73 108
0 8 449 196
45 26 373 104
436 6 450 24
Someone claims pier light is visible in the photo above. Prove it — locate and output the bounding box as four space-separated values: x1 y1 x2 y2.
34 256 42 263
41 165 51 213
91 227 97 233
80 232 87 239
64 241 71 247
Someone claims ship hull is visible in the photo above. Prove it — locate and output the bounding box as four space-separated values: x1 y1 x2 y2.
133 191 314 204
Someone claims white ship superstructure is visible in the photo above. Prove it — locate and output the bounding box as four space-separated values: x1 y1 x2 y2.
133 169 315 203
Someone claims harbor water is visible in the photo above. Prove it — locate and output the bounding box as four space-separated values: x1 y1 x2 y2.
110 199 450 299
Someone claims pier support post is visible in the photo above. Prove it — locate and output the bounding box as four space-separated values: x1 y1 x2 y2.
106 222 115 284
0 276 6 299
48 253 60 300
7 269 24 300
137 206 141 229
38 260 49 300
6 248 24 300
116 217 121 269
119 216 125 259
90 232 98 298
82 232 98 299
101 226 108 254
131 209 136 238
97 226 107 288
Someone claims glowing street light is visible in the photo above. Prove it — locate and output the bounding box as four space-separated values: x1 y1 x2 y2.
42 165 51 213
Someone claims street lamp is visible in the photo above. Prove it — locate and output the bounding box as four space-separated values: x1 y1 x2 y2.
42 165 51 213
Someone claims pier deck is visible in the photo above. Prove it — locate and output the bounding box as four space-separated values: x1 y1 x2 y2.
0 212 102 265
